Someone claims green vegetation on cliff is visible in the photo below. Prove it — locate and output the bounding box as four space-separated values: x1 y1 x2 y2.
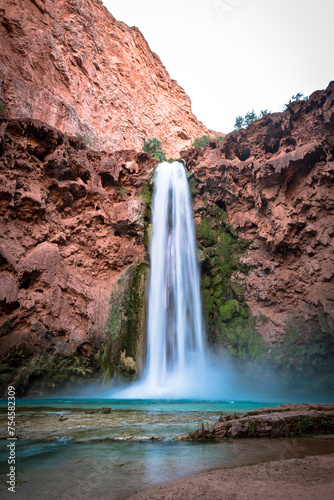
234 109 270 130
0 99 7 114
142 137 166 162
192 135 225 148
195 199 266 361
192 136 211 148
99 262 149 382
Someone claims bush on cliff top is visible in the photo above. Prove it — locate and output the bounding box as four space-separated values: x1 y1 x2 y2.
235 92 308 130
284 92 308 109
191 135 225 148
234 109 270 130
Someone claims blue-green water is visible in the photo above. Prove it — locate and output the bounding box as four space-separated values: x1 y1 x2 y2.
1 399 333 500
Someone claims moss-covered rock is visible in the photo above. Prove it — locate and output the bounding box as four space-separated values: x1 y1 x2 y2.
0 261 150 396
269 318 334 394
194 198 255 354
0 348 102 397
191 175 334 395
137 166 155 255
100 261 149 382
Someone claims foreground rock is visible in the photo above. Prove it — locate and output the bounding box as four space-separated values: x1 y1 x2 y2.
128 453 334 500
178 404 334 440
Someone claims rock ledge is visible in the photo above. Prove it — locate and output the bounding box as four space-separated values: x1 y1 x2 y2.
178 404 334 440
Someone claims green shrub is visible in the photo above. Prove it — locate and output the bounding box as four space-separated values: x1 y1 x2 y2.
0 99 7 114
219 300 237 322
192 135 211 148
234 116 244 130
119 186 127 198
284 92 308 109
142 137 166 162
244 110 258 126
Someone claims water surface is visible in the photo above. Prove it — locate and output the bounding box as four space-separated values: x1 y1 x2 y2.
1 398 333 500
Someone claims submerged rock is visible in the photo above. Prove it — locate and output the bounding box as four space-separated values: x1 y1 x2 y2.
101 407 111 414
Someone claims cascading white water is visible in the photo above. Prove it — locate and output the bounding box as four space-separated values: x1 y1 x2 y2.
144 161 206 396
107 160 282 401
111 160 234 399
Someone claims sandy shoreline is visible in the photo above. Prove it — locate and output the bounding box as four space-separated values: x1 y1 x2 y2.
128 452 334 500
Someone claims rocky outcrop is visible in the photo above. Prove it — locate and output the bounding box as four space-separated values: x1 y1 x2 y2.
178 404 334 440
0 0 213 156
183 82 334 345
0 115 154 395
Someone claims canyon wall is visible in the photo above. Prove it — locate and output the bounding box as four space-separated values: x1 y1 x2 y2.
0 0 213 157
182 82 334 394
1 83 333 396
0 116 155 395
0 0 333 397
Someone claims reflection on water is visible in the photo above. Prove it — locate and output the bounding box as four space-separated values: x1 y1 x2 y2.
0 399 333 500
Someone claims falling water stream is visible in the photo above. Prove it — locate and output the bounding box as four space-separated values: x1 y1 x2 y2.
145 161 205 395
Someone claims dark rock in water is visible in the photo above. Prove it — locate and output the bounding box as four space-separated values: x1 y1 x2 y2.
101 407 111 414
58 414 68 421
178 404 334 440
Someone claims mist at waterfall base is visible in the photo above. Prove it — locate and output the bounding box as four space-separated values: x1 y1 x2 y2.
107 161 283 403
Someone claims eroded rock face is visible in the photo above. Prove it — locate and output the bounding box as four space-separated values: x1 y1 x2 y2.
1 78 333 395
182 82 334 342
0 116 154 394
0 0 213 156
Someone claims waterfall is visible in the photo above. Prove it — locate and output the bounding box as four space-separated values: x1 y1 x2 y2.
144 161 206 396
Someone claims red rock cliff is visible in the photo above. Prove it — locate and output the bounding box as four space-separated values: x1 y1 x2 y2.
0 0 213 156
1 84 333 395
183 82 334 343
0 116 154 394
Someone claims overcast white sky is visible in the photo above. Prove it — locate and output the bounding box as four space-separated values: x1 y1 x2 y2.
102 0 334 133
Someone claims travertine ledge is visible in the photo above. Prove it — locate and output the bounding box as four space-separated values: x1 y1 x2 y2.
178 404 334 439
